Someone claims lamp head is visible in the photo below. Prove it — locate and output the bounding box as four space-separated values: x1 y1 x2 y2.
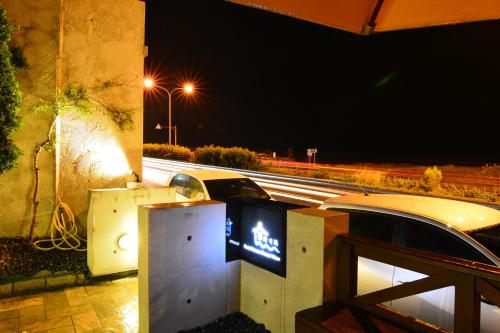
144 78 154 88
184 83 194 94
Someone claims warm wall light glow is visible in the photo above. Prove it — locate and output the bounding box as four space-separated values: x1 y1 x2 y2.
184 83 194 94
144 78 154 88
94 142 130 178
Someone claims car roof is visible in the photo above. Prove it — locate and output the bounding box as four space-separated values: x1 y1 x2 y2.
321 194 499 232
174 169 248 181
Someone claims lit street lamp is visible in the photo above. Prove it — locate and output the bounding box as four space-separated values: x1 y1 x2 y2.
144 78 194 145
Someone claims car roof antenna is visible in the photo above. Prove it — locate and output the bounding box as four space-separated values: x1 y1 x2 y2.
358 186 370 196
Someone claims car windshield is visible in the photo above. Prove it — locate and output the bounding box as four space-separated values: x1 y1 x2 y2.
204 178 270 201
468 224 500 259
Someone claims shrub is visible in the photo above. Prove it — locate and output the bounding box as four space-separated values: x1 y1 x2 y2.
0 7 22 174
423 166 442 192
143 144 193 161
384 176 421 191
193 145 261 170
355 170 383 187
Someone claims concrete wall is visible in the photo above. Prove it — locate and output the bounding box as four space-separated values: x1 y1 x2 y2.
0 0 59 237
0 0 145 237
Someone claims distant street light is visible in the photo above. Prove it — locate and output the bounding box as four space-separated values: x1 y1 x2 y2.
144 78 194 145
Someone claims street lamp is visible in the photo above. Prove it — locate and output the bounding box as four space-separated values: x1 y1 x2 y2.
144 78 194 145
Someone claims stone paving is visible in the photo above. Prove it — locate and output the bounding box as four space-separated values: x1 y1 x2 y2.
0 277 138 333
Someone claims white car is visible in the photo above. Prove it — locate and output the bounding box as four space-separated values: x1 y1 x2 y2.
167 169 271 202
319 194 500 332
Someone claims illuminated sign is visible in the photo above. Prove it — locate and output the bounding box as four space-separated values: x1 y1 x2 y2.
240 200 289 277
243 221 280 262
225 202 242 262
225 198 302 277
227 217 240 246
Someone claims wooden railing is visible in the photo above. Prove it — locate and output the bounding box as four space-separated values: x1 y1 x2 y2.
298 234 500 333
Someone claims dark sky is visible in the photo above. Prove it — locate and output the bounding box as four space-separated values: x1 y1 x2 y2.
144 0 499 164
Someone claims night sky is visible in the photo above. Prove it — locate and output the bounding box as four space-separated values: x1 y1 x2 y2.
144 0 499 164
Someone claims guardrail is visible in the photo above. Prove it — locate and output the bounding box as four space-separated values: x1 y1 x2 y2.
297 234 500 333
142 157 500 210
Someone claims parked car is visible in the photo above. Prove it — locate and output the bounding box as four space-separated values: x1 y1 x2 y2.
319 194 500 332
167 169 271 202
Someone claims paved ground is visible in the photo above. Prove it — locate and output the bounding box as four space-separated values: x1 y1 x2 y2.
0 277 138 333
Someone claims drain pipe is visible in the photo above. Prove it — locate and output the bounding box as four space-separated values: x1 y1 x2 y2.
363 0 385 35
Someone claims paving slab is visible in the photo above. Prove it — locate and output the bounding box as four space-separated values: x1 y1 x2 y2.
0 277 138 333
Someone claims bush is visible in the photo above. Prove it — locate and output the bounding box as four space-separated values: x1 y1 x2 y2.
423 166 442 192
355 170 384 187
193 145 261 170
143 144 193 161
0 7 22 174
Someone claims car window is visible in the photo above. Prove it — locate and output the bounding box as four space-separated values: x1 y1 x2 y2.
328 209 397 244
468 224 500 259
203 178 270 202
185 176 206 200
170 174 189 196
402 220 492 264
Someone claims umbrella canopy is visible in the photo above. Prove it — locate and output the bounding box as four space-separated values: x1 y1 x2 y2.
228 0 500 34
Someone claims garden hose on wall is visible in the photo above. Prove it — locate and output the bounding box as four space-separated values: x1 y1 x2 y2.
33 196 87 251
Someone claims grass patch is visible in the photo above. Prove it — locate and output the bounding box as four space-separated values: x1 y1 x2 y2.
263 165 498 204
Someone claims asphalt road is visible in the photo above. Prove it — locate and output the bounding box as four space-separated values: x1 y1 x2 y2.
142 157 360 207
142 157 500 210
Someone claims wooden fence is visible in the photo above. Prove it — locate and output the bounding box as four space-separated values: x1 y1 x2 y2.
297 234 500 333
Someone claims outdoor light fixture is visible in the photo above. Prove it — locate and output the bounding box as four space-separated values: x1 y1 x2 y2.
87 187 176 276
144 78 153 88
144 77 195 145
184 83 194 94
117 233 132 250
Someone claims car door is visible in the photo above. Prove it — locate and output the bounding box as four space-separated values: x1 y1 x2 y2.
392 219 500 333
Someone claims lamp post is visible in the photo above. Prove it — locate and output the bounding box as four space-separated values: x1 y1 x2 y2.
144 78 194 145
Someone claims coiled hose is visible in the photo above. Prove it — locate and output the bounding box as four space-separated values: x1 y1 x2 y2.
33 198 86 251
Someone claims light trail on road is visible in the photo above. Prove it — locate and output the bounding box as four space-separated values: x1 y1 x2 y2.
261 159 500 187
142 157 500 210
142 157 348 206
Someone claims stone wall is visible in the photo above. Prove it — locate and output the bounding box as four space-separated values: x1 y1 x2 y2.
0 0 145 237
58 0 145 232
0 0 59 237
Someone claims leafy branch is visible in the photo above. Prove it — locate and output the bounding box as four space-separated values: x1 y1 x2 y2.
29 84 134 245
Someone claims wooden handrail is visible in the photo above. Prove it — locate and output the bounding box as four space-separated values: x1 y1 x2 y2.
335 234 500 333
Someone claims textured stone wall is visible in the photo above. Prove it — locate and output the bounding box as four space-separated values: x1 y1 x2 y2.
59 0 145 232
0 0 145 237
0 0 59 237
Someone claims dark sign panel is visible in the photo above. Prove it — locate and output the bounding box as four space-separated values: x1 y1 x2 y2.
225 199 303 277
241 203 286 276
225 200 242 262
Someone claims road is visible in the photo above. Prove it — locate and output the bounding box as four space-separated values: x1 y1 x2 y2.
143 158 500 210
142 157 367 207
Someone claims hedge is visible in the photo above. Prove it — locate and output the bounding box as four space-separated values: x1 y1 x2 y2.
143 144 194 161
0 7 22 174
193 145 261 170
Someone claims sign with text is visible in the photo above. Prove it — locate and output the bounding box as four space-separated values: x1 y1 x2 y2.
225 200 242 262
241 204 285 276
225 199 302 277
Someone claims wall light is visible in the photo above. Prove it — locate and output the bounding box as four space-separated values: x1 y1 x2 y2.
118 233 131 250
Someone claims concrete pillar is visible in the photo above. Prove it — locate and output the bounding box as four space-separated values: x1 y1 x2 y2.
138 201 228 333
240 208 349 333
